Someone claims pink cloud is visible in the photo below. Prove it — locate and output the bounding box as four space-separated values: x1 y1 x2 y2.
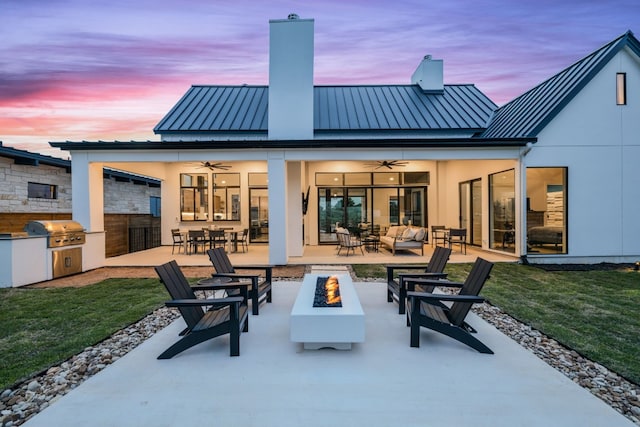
0 0 636 155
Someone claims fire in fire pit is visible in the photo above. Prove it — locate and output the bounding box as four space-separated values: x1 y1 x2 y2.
313 276 342 307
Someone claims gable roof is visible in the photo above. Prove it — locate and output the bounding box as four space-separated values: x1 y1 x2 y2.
154 84 497 135
482 31 640 139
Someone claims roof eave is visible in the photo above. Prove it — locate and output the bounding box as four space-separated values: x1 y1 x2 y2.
50 137 536 151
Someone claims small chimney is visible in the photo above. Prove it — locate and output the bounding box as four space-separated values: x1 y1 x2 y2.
268 14 314 140
411 55 444 93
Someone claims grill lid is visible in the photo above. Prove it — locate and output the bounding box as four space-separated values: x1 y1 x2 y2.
24 220 85 236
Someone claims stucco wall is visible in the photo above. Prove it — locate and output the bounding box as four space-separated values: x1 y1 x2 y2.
525 48 640 259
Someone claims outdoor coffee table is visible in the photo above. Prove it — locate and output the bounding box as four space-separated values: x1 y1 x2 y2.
363 235 379 252
194 276 234 298
290 273 365 350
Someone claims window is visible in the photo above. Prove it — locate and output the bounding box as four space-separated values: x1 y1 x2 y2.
28 182 57 199
180 173 208 221
617 73 626 105
526 167 567 254
213 173 241 221
248 172 268 187
150 196 161 217
315 172 429 187
489 169 515 253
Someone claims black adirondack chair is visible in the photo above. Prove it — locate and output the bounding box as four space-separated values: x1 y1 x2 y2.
207 247 273 315
155 260 249 358
385 246 451 314
406 257 494 354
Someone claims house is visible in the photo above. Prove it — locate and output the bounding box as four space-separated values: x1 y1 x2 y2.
49 16 640 266
0 142 162 287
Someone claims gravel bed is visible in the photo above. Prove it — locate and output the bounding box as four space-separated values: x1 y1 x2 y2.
472 302 640 425
1 277 639 426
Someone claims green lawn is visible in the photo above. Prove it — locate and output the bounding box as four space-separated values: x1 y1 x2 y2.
353 262 640 385
0 278 168 390
1 265 639 390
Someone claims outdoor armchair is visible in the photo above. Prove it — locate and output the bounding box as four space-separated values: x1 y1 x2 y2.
385 245 451 314
207 247 273 315
406 257 494 354
154 260 249 358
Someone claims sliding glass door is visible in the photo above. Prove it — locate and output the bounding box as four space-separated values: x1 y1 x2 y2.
459 179 482 246
318 188 369 243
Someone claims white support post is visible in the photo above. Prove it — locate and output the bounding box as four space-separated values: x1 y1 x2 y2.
268 154 287 265
71 153 104 232
287 161 303 257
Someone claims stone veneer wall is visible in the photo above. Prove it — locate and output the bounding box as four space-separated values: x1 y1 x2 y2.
0 157 160 220
0 157 72 213
103 176 160 214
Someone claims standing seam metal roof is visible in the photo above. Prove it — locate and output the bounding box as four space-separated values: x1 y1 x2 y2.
153 84 496 134
482 31 640 139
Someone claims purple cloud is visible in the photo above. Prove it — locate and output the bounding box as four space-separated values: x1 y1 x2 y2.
0 0 637 155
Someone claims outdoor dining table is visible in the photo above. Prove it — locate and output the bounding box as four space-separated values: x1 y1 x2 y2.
219 227 242 253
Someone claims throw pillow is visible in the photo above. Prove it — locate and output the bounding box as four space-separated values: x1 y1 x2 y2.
386 226 399 237
414 227 426 241
402 227 417 240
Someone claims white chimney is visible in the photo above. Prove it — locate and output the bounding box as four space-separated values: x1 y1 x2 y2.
411 55 444 93
268 14 314 140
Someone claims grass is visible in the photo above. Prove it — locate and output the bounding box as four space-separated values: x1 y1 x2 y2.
352 262 640 385
0 278 168 390
1 264 639 390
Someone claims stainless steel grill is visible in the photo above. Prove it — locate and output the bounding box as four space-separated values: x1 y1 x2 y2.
24 220 86 248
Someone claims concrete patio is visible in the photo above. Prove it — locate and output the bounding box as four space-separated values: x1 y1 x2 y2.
23 277 634 426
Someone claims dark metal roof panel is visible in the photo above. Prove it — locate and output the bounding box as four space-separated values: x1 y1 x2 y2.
483 31 638 139
154 86 269 133
155 84 496 134
326 85 497 130
0 142 159 185
0 142 71 170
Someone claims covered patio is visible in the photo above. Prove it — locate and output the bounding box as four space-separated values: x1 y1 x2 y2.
104 243 517 268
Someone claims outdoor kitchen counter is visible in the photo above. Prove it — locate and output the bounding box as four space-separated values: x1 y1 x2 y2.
0 231 105 288
0 234 49 288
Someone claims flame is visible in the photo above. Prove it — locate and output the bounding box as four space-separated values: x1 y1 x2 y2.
325 276 341 305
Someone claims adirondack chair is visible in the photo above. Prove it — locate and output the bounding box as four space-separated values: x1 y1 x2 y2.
406 257 494 354
207 247 273 315
385 245 451 314
154 260 249 358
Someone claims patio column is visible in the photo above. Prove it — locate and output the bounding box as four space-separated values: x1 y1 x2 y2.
71 153 104 232
287 161 303 257
268 153 287 264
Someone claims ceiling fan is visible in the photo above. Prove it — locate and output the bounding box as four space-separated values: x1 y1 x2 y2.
364 160 409 170
199 161 232 171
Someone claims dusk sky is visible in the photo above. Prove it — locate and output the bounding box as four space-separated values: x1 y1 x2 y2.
1 0 638 157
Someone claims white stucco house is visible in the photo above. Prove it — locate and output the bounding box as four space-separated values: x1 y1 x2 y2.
50 15 640 266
